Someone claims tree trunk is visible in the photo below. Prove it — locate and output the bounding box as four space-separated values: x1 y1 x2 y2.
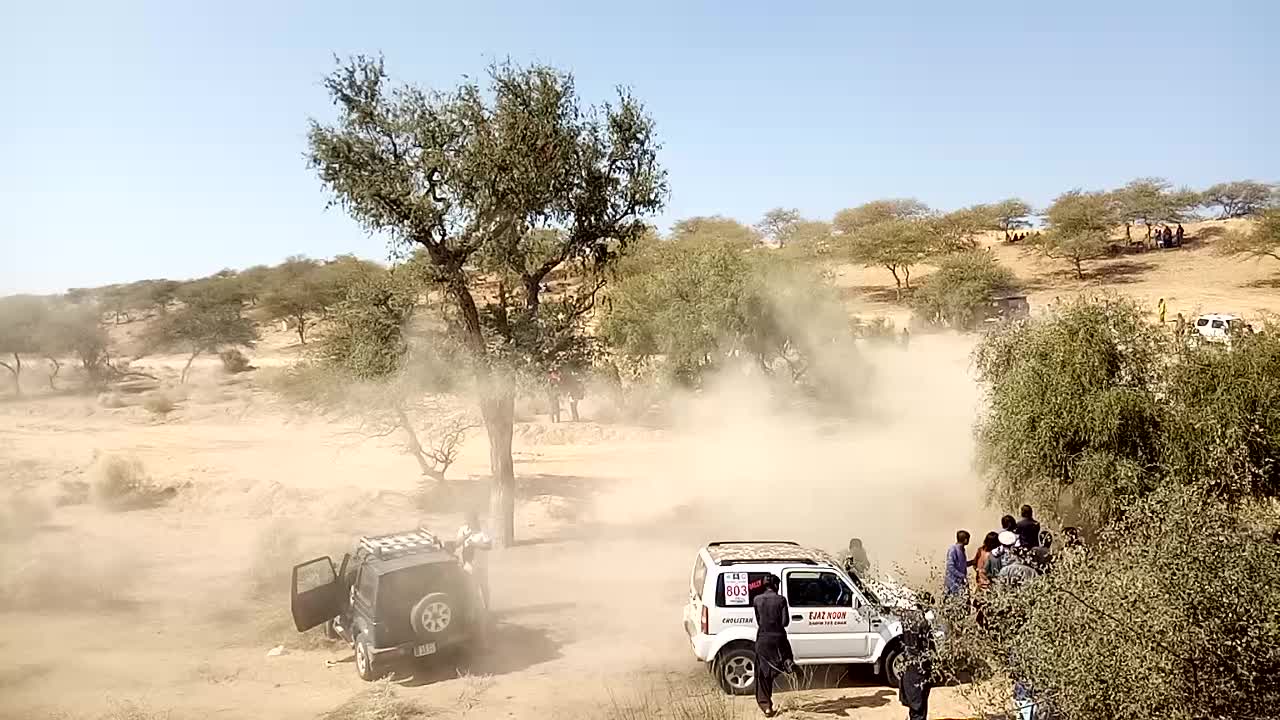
1073 258 1085 280
296 316 307 345
481 392 516 547
1125 223 1132 240
181 352 198 383
46 357 61 390
0 353 19 396
887 266 902 299
903 265 912 290
395 405 443 481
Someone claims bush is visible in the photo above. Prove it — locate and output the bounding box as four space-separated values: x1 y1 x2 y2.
90 455 172 511
911 250 1017 330
319 681 432 720
141 391 176 418
219 348 253 373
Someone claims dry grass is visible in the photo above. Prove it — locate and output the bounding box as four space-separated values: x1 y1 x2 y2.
602 682 747 720
141 391 176 419
89 455 173 511
319 680 434 720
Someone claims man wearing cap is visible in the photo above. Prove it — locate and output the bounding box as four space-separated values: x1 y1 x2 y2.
986 530 1018 580
751 573 792 717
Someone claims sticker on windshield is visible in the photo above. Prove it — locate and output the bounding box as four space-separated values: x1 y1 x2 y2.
724 572 750 606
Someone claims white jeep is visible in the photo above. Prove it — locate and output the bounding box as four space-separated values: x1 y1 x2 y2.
681 541 912 695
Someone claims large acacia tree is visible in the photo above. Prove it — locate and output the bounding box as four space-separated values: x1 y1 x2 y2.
308 57 667 545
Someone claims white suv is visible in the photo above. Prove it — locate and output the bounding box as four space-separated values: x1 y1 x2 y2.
681 541 910 695
1193 313 1251 345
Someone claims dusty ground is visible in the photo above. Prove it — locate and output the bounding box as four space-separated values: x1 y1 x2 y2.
1 227 1275 719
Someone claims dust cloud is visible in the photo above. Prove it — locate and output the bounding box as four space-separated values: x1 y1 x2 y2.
589 332 992 574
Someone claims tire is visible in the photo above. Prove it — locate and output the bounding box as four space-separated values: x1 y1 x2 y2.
410 592 455 639
881 641 904 687
354 634 378 682
714 646 756 696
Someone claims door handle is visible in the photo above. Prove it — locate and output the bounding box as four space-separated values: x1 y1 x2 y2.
791 614 803 621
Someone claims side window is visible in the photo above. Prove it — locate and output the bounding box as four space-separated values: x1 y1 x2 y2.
355 567 377 605
1196 318 1209 327
714 571 773 607
1211 320 1225 329
786 571 853 608
691 556 708 600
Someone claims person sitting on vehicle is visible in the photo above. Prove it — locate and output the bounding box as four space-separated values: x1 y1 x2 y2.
456 511 493 608
844 537 871 576
1015 505 1041 548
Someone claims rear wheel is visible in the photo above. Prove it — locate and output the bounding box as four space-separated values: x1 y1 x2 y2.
354 634 378 681
714 646 756 695
411 592 455 639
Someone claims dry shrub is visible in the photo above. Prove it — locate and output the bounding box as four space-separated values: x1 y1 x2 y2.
319 680 432 720
220 348 253 374
90 455 172 511
141 391 176 418
0 546 134 612
603 682 745 720
98 392 126 409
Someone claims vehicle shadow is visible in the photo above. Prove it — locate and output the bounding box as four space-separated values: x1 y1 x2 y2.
788 687 895 715
780 663 887 692
387 621 562 687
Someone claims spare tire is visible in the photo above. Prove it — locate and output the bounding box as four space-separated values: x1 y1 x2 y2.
410 592 455 638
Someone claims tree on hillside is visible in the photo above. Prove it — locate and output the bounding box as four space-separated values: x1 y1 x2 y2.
44 302 112 388
1034 190 1117 279
1219 208 1280 264
260 256 347 345
833 199 936 298
670 215 760 246
307 57 666 545
146 284 257 383
0 296 48 395
930 204 998 251
1112 177 1199 240
832 198 930 235
842 217 936 298
1201 180 1276 219
991 198 1033 241
910 250 1016 330
757 207 802 247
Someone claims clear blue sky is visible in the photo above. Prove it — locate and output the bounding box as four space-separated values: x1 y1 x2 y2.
3 1 1276 294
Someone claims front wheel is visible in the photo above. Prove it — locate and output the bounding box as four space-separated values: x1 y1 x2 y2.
881 642 904 687
714 646 756 695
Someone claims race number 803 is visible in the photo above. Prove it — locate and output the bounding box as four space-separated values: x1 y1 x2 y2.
724 572 750 606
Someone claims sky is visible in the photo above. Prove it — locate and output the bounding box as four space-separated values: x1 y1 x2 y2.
2 1 1277 294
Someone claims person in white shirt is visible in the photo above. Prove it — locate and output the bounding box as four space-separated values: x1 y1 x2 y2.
456 511 493 609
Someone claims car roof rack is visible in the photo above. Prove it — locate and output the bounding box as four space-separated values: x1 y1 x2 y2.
705 541 830 567
358 528 445 560
708 540 800 547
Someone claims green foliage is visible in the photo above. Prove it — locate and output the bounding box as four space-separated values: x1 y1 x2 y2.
1035 190 1118 279
911 250 1017 329
1220 208 1280 263
600 231 853 394
991 198 1033 239
1201 180 1276 219
929 203 999 251
1111 177 1199 238
258 255 364 344
832 198 931 234
146 282 256 382
941 488 1280 720
756 207 802 246
832 199 938 297
671 216 760 247
316 266 420 380
974 297 1167 526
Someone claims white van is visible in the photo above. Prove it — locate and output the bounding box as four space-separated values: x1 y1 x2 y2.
681 541 909 695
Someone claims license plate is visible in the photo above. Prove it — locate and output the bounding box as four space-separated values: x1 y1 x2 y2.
413 643 437 657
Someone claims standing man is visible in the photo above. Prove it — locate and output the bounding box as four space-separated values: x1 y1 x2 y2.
456 511 493 609
1157 298 1167 324
944 530 971 608
546 370 562 424
1015 505 1041 549
751 574 793 717
898 604 935 720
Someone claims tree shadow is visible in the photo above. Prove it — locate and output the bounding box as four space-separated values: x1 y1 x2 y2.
1245 275 1280 290
1088 260 1156 284
790 688 895 715
843 285 903 305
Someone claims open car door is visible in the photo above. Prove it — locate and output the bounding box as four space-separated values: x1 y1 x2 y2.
291 556 341 632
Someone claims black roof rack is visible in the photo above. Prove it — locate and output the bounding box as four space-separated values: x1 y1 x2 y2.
718 557 820 566
708 540 799 547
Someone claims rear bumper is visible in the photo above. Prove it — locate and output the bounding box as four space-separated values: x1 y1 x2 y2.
371 633 468 660
687 630 714 662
